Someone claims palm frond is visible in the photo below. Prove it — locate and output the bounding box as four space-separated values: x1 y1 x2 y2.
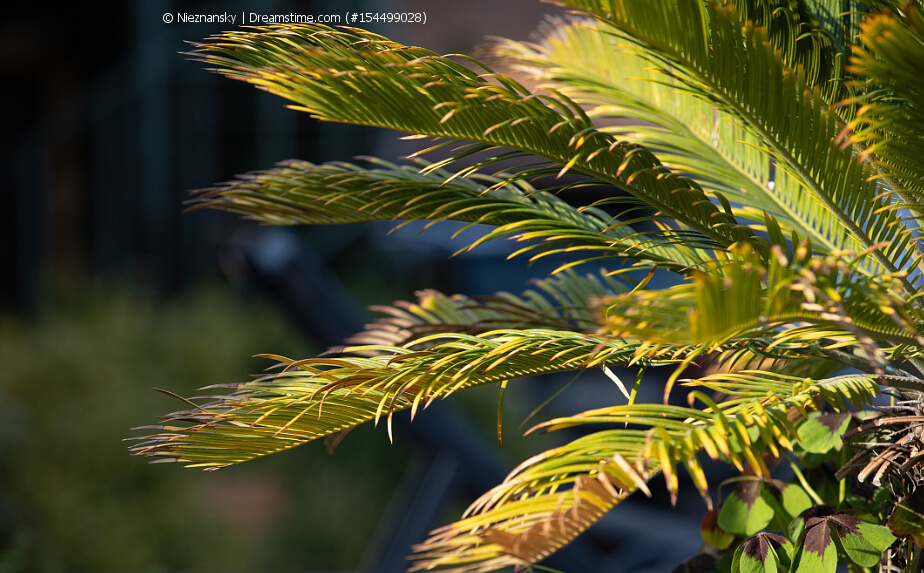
192 157 705 269
489 18 864 259
410 434 653 573
596 244 924 376
130 330 681 469
559 0 921 285
791 0 864 58
535 371 883 487
845 4 924 196
407 370 882 573
193 25 758 251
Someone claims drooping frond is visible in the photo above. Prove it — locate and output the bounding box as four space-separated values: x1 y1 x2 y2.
558 0 922 284
535 372 883 489
191 157 705 269
410 434 653 573
350 269 626 347
193 24 758 251
406 370 883 573
130 330 682 469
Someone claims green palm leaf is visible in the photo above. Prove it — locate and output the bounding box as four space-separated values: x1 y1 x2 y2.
801 0 866 55
728 0 845 101
406 370 883 572
130 330 681 469
532 371 883 493
597 244 924 380
490 18 856 257
410 433 653 573
845 4 924 196
193 24 757 251
192 157 705 269
559 0 922 285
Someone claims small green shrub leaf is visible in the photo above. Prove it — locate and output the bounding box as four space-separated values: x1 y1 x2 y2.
791 508 894 570
797 412 850 454
779 482 813 519
719 481 774 536
793 516 837 573
845 490 884 516
759 479 813 521
731 532 792 573
830 513 894 567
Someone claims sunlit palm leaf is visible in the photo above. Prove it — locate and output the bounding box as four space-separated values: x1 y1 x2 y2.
410 435 652 573
845 4 924 196
597 245 924 374
407 370 882 572
191 157 705 269
533 371 883 489
131 330 682 469
194 24 757 250
559 0 921 284
490 18 860 258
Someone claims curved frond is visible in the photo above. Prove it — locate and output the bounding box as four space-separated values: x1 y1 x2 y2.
130 330 678 469
728 0 845 101
597 244 924 376
194 24 758 251
407 370 883 573
410 434 653 573
559 0 921 284
192 157 705 268
489 18 862 259
534 371 883 487
801 0 865 56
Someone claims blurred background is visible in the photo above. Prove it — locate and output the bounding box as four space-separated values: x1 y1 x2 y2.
0 1 707 571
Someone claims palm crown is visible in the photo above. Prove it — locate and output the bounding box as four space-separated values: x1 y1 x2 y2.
132 1 924 571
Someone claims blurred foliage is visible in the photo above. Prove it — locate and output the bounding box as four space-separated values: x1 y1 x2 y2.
0 281 410 572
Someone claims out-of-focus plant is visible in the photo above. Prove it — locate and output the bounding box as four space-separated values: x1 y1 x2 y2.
1 284 405 572
133 1 924 571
